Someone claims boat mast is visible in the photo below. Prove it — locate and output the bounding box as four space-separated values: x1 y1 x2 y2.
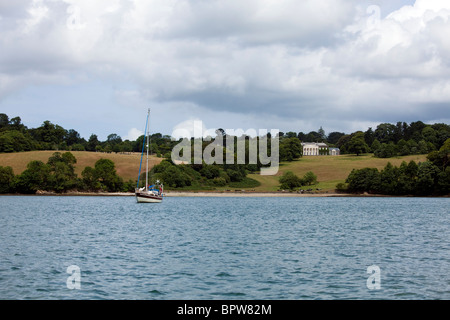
146 108 150 190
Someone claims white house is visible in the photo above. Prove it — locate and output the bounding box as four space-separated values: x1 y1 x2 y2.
301 142 340 156
329 147 340 156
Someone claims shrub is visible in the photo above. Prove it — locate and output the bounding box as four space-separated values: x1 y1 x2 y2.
279 171 302 190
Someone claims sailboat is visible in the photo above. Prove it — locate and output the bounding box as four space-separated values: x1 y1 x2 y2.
135 109 164 203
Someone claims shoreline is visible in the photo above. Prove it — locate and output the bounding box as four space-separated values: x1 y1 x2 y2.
1 191 448 197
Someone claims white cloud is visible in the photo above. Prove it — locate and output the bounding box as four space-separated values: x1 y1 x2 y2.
123 127 143 141
0 0 449 137
171 118 211 139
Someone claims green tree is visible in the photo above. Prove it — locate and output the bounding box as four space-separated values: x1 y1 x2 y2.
200 164 220 179
347 132 370 156
150 161 192 188
81 166 100 191
71 143 85 151
15 160 51 194
279 137 303 161
416 161 440 195
318 127 326 141
374 143 396 158
47 151 76 168
434 125 450 147
0 166 15 193
336 134 351 152
346 168 381 193
161 166 191 188
422 126 437 146
65 129 83 146
417 140 429 154
279 171 302 190
302 171 318 186
30 120 66 148
437 167 450 194
107 133 122 146
427 138 450 170
94 158 123 191
397 139 410 156
120 140 133 153
8 116 26 131
375 123 397 143
0 131 33 152
226 168 244 182
49 162 77 192
364 127 375 146
380 162 398 194
87 134 100 151
371 139 381 153
405 139 418 154
47 152 78 192
305 131 323 142
0 113 9 129
327 132 345 145
396 161 416 194
285 131 297 139
406 160 419 177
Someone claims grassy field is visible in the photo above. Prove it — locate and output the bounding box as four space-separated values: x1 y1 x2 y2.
248 153 428 192
0 151 427 191
0 151 163 181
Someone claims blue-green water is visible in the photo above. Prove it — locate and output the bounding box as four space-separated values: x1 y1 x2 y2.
0 196 449 300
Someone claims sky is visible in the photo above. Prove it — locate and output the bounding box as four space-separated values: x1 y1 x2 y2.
1 0 450 141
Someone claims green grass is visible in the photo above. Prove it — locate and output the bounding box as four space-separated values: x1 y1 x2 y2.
228 177 261 189
248 154 428 192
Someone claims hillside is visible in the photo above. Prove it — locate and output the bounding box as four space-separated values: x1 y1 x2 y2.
0 151 428 192
248 154 428 192
0 151 163 182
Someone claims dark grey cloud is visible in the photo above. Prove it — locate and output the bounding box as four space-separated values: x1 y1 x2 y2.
164 0 355 47
0 0 449 138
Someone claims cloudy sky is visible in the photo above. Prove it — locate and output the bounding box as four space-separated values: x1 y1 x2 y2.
1 0 450 141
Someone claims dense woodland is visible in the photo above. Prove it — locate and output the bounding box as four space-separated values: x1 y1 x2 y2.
1 113 449 159
0 113 449 195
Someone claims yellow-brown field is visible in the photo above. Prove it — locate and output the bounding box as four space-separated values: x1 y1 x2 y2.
0 151 163 181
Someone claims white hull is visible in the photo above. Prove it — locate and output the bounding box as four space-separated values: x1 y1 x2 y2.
136 196 162 203
135 191 163 203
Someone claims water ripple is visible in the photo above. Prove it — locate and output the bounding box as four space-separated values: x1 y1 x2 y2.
0 196 449 299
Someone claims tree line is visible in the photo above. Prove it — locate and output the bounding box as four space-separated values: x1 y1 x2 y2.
2 113 449 159
280 121 450 157
0 113 300 162
0 113 178 156
337 138 450 195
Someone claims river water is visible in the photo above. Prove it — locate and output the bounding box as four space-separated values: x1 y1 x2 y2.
0 196 449 299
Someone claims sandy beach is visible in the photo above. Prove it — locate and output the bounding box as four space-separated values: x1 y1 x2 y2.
5 190 355 197
164 191 352 197
6 190 441 197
